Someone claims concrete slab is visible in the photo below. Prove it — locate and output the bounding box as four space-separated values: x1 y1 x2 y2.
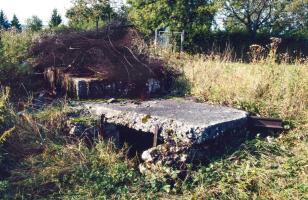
75 98 248 144
44 67 164 100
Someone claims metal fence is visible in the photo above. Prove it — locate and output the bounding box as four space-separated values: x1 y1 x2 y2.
154 28 185 52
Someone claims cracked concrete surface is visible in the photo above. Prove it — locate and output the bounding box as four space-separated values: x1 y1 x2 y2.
74 98 248 144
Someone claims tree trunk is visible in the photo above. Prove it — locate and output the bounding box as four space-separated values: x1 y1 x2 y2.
96 17 99 35
108 12 111 23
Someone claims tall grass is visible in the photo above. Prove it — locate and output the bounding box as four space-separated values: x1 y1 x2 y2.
0 99 161 199
155 49 308 199
164 52 308 124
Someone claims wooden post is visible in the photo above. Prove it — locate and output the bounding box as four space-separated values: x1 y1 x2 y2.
153 125 159 147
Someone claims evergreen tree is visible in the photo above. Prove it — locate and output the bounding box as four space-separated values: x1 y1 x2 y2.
0 10 10 30
49 9 62 28
11 14 22 30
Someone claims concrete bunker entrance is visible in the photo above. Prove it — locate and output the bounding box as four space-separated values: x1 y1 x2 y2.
101 120 163 157
70 99 284 176
118 125 163 157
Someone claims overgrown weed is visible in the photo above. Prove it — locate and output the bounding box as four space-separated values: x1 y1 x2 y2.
162 49 308 125
150 43 308 199
0 96 162 199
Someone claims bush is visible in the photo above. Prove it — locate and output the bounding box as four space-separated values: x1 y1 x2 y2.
0 29 35 64
0 30 40 91
0 88 16 183
0 88 15 137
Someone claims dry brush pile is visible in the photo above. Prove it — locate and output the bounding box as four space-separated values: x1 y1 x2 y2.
31 25 167 84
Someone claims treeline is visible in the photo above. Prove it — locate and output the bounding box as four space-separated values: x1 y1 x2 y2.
189 32 308 60
1 0 307 57
0 9 62 32
128 0 307 37
64 0 308 57
127 0 308 57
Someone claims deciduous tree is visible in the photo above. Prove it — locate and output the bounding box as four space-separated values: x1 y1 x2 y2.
127 0 217 42
26 16 43 32
66 0 114 33
269 0 308 36
223 0 308 36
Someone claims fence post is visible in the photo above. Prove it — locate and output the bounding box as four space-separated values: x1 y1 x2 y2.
181 30 185 53
154 29 158 47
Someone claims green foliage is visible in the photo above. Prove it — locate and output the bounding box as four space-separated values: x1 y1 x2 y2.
0 30 36 88
71 116 96 126
0 88 15 141
0 10 10 30
10 14 21 30
66 0 114 31
267 0 308 35
26 15 43 32
0 30 34 64
223 0 308 36
187 130 308 199
0 6 306 197
48 9 62 28
0 104 146 199
0 88 16 179
128 0 217 39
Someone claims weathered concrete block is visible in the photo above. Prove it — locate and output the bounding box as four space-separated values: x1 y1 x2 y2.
44 67 166 99
72 98 249 175
76 98 248 144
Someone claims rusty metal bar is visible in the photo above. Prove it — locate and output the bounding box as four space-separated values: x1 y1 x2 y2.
248 116 283 129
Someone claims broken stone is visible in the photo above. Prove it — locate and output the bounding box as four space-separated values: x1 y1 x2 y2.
66 119 99 139
68 123 87 137
107 98 117 104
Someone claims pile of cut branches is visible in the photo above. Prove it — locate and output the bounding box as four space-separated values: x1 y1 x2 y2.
32 25 166 83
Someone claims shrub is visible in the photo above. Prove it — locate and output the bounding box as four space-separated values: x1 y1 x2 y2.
0 88 16 184
0 30 40 91
0 88 15 142
0 30 34 64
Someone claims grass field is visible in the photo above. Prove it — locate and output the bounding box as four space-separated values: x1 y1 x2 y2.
0 50 307 199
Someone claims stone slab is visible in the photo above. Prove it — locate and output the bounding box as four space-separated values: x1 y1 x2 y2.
74 98 248 144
